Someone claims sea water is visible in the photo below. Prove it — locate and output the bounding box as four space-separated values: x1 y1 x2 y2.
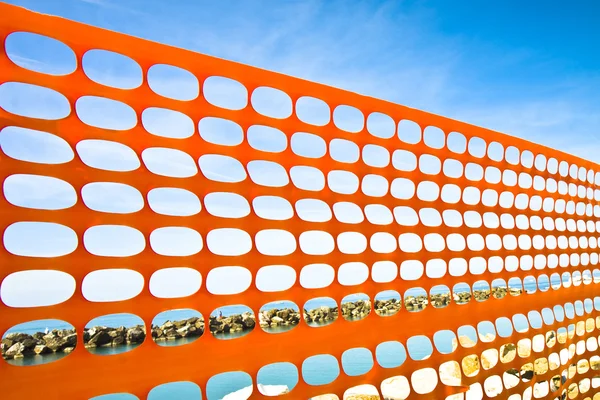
4 281 574 399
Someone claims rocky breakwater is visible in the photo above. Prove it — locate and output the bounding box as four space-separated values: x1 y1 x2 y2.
304 305 339 324
341 299 371 320
209 312 255 335
83 325 146 348
404 295 428 311
2 329 77 360
430 292 451 308
259 308 300 329
152 317 205 341
374 298 401 315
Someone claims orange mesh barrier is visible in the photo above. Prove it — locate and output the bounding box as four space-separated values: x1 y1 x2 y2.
1 3 599 399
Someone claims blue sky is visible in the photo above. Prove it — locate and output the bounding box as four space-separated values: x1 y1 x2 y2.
1 0 599 309
3 0 598 158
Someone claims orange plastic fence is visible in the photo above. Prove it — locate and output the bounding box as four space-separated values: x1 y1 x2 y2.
1 3 599 399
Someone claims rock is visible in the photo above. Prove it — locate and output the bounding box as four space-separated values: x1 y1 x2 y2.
34 345 52 355
270 316 284 326
87 329 112 347
257 384 289 396
63 347 75 354
5 343 25 359
126 326 145 344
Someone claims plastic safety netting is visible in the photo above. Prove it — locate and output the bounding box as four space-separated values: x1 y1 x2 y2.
1 3 599 400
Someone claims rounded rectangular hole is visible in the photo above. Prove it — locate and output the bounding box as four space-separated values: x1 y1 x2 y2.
206 266 251 295
299 264 334 289
204 192 250 219
333 105 364 133
141 107 194 139
407 335 433 360
149 267 201 299
374 290 401 316
150 227 203 256
142 147 198 178
430 285 450 308
199 117 243 146
290 166 325 191
82 182 143 214
295 199 332 222
328 170 359 194
255 229 296 256
84 313 145 355
252 196 294 220
76 139 140 172
199 154 247 183
83 225 145 257
206 371 252 400
76 96 137 130
473 280 490 302
82 269 144 302
376 341 406 368
4 174 77 210
392 149 417 172
452 283 471 304
209 305 255 340
151 309 204 346
82 49 142 89
0 82 70 120
330 138 359 163
147 187 201 217
304 297 338 327
341 293 371 321
247 125 287 153
6 32 76 76
148 381 201 400
255 265 296 293
3 222 78 258
257 362 299 396
295 96 330 126
398 120 421 144
367 112 395 138
251 86 292 119
0 126 74 164
363 144 390 168
203 76 247 110
434 330 457 354
148 64 199 101
2 319 76 365
292 132 326 158
259 300 300 334
247 160 289 187
341 347 374 376
302 354 340 386
404 287 427 312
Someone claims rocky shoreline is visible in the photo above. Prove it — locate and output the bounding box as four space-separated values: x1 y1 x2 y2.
304 306 339 324
374 298 401 315
83 325 146 348
341 300 371 320
1 329 77 360
259 307 300 329
151 317 204 341
209 312 256 335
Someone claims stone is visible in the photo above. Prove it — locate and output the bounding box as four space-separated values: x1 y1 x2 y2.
5 343 25 359
87 330 112 347
126 326 146 344
34 345 52 355
270 316 284 326
63 347 75 354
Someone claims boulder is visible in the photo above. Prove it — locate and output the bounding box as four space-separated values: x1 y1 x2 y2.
87 330 112 347
34 345 51 355
5 343 25 359
126 327 145 344
63 347 75 354
270 316 284 326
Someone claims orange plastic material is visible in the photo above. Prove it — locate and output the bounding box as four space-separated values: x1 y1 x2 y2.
1 3 600 400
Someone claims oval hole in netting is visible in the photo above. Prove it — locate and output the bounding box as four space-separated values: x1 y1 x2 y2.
151 309 204 347
1 319 77 366
84 313 145 356
82 269 144 302
6 32 76 76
